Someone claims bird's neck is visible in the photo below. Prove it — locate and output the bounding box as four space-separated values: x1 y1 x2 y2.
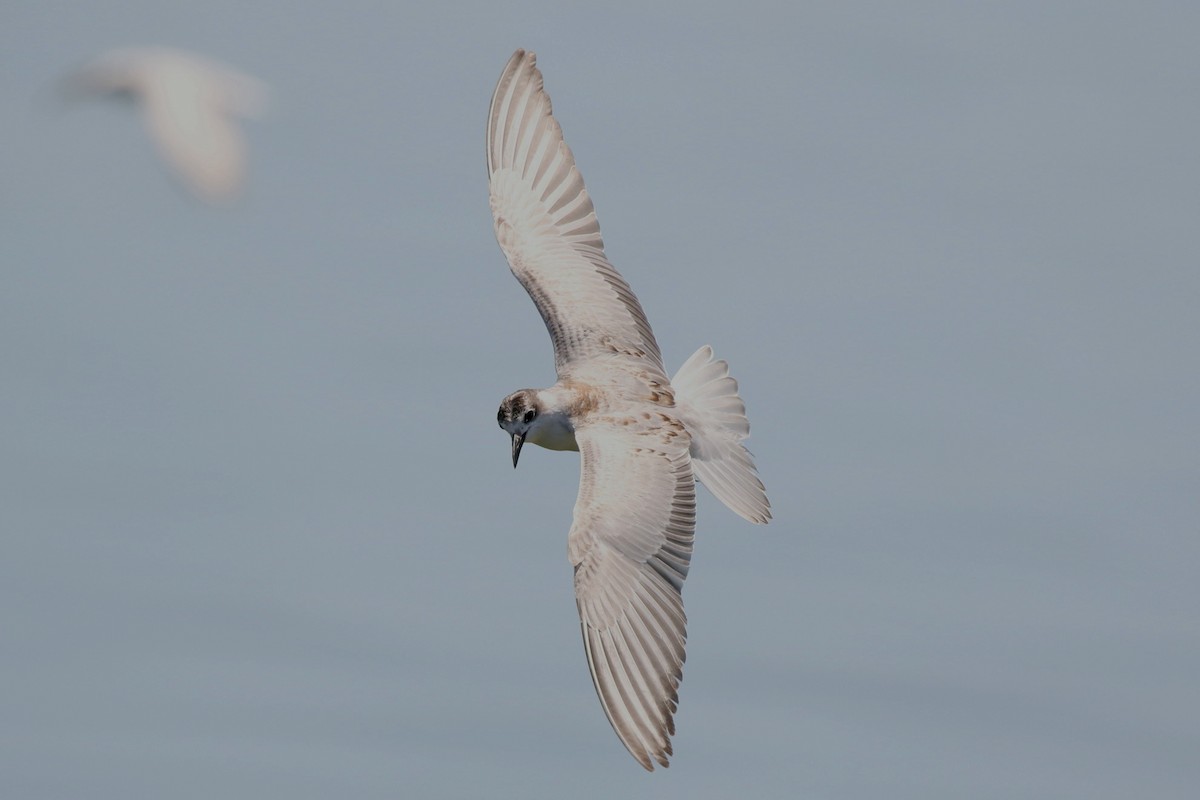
528 386 581 452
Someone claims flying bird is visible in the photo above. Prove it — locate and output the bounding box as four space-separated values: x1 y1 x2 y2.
488 49 771 771
64 47 267 203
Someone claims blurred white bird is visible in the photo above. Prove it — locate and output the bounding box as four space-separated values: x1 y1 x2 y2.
65 47 267 203
489 50 771 771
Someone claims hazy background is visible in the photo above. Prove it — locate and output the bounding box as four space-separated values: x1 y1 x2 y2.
3 2 1198 798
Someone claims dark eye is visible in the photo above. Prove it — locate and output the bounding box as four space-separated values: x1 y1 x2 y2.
523 410 536 424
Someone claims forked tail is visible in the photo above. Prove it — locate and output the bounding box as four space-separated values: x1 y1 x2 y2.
671 346 771 524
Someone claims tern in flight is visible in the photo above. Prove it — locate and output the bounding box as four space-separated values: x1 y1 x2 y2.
488 50 771 770
64 47 267 203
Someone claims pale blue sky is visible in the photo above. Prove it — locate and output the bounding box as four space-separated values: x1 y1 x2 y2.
2 2 1198 798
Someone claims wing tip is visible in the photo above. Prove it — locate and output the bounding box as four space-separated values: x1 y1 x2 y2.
503 48 537 77
580 617 684 773
488 48 550 177
632 734 673 771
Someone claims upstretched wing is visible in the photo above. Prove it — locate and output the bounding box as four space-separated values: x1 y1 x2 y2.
487 49 664 379
568 421 696 770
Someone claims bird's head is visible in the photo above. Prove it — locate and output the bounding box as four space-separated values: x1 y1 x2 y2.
497 390 541 467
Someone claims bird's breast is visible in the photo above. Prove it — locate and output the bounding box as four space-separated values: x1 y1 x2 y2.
529 415 579 452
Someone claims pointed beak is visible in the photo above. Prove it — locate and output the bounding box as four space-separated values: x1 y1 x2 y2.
511 432 525 468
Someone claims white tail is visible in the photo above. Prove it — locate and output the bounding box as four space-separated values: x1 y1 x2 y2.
672 346 771 524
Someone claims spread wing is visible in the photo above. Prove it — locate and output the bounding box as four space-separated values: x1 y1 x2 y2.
487 49 664 378
567 421 696 770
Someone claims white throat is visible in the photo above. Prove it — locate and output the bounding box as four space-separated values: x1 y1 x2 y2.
527 387 580 452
